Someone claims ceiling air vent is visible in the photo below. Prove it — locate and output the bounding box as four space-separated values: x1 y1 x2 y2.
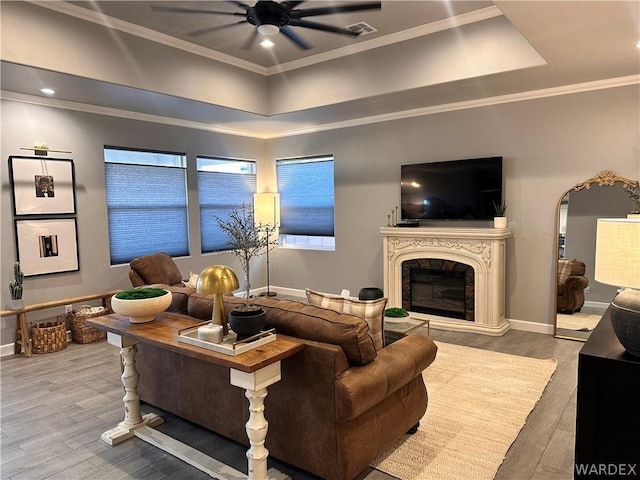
345 22 377 35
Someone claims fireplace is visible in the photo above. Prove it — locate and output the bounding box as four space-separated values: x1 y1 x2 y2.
403 260 473 321
381 226 512 335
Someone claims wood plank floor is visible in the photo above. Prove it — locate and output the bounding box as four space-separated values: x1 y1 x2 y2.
1 326 582 480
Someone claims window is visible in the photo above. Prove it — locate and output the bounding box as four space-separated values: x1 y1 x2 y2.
104 147 189 264
276 155 335 251
197 157 256 252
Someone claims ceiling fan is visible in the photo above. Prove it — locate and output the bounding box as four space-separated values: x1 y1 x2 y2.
151 1 382 50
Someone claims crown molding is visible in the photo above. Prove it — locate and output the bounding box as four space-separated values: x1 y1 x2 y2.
0 91 268 139
266 75 640 138
3 75 638 140
29 0 268 75
29 1 501 78
266 6 503 75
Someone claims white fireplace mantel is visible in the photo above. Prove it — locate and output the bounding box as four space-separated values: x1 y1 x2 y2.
381 226 513 336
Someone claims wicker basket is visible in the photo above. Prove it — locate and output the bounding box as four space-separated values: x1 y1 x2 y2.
69 305 108 344
31 319 67 354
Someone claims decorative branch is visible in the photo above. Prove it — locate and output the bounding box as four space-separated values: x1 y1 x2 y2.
216 205 275 308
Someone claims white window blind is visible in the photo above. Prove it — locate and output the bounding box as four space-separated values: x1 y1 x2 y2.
104 147 189 264
276 156 335 237
197 157 256 252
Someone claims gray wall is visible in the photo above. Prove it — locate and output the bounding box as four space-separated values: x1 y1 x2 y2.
0 101 264 344
1 84 638 345
269 85 640 328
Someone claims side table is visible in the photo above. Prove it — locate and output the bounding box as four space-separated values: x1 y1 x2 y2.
575 307 640 478
384 316 430 345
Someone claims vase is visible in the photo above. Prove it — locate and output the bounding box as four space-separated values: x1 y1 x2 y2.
494 216 507 228
111 290 172 323
7 298 24 310
229 308 266 341
358 287 384 300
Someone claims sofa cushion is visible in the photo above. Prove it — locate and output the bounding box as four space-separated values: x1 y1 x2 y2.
305 289 386 351
150 284 195 314
222 295 378 366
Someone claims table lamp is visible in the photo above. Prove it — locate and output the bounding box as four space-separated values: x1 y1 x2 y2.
594 218 640 356
197 265 239 336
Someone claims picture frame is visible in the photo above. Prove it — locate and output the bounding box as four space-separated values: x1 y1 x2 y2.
9 156 76 216
15 218 79 276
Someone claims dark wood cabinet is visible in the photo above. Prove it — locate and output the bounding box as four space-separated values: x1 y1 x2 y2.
575 308 640 479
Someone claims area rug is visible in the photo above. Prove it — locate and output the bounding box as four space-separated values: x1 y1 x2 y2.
371 342 557 480
557 312 602 331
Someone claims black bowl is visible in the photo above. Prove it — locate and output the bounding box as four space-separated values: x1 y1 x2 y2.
358 287 384 301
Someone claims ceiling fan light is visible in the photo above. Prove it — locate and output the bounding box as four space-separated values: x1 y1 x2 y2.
258 24 279 36
260 39 275 48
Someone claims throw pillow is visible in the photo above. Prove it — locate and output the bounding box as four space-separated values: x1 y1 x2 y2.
306 289 387 351
557 259 575 285
183 271 199 289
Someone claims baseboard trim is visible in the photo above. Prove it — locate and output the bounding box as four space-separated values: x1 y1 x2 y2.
507 318 554 335
0 288 554 356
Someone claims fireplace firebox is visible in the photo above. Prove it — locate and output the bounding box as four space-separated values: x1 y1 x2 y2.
402 259 474 321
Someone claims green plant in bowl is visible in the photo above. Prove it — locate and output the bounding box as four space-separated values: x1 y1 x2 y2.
115 287 168 300
111 287 171 323
384 307 409 318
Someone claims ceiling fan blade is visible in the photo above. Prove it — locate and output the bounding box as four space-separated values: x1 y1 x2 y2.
241 28 260 50
280 1 306 11
288 19 360 37
225 0 252 9
150 5 244 17
280 25 311 50
188 21 248 37
290 2 381 19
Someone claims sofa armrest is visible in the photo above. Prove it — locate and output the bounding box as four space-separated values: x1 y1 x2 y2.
563 275 588 293
129 269 146 287
335 334 437 421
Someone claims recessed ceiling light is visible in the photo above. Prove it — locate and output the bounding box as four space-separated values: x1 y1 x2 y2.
260 39 275 48
40 88 56 95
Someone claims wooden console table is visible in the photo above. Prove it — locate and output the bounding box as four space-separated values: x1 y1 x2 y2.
0 290 119 357
575 307 640 478
87 312 304 480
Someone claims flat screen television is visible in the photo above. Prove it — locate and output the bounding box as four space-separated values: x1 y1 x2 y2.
401 157 503 220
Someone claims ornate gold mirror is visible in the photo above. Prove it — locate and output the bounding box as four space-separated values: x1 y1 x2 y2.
554 170 639 341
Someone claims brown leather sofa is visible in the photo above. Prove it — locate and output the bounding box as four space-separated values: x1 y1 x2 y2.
557 259 589 313
135 294 437 480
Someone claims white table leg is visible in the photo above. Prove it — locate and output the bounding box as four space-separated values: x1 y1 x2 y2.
245 388 269 479
102 333 163 445
230 362 283 480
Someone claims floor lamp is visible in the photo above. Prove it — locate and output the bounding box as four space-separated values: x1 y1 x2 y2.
254 192 280 297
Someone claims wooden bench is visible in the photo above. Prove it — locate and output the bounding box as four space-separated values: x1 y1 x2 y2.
0 291 120 357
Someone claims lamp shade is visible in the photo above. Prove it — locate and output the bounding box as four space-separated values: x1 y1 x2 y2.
197 265 239 294
594 218 640 289
253 192 280 228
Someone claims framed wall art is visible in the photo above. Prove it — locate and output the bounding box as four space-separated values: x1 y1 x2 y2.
15 218 79 276
9 156 76 216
